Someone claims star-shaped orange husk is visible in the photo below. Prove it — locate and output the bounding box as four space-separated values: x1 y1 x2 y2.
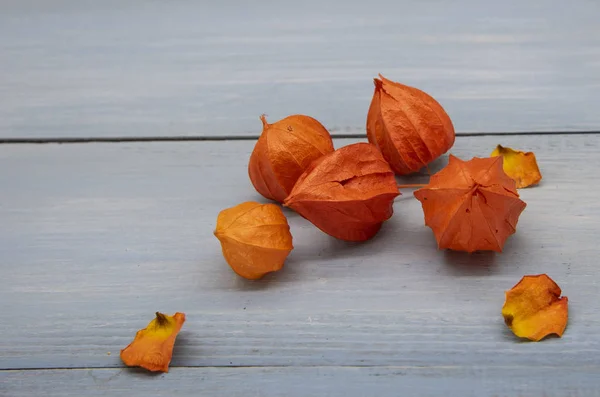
414 155 527 252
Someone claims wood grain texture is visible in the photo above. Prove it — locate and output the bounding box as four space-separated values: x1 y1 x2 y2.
3 366 600 397
1 0 599 139
1 135 599 378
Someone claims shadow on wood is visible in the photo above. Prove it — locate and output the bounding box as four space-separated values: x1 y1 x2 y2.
122 367 164 378
442 250 498 276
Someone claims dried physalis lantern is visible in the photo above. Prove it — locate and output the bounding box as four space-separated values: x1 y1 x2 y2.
367 74 455 175
121 312 186 373
414 155 526 252
502 274 568 341
248 114 334 202
214 201 293 280
490 145 542 188
284 143 400 241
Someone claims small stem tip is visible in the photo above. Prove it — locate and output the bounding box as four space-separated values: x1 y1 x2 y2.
155 312 168 326
260 114 269 129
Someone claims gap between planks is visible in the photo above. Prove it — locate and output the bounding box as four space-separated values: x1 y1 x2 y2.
3 364 597 372
0 130 599 144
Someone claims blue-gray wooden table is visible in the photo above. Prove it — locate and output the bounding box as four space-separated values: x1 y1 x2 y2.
1 1 599 396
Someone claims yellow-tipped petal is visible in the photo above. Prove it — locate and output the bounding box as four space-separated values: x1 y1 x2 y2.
120 312 186 372
502 275 568 341
491 145 542 188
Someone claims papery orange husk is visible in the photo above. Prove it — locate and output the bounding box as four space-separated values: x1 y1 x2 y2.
502 274 568 341
490 144 542 188
120 312 186 372
367 74 455 175
214 201 293 279
248 114 334 202
283 143 400 241
414 155 526 252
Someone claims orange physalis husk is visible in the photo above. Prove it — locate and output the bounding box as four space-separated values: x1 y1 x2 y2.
248 114 335 202
283 143 400 242
414 155 527 252
214 201 293 280
366 74 455 175
120 312 186 373
502 274 568 341
490 144 542 188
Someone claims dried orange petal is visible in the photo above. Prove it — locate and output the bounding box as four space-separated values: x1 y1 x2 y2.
120 312 186 372
491 145 542 188
502 275 568 341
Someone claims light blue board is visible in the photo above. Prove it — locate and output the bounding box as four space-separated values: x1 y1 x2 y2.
1 135 599 379
2 366 600 397
1 0 599 138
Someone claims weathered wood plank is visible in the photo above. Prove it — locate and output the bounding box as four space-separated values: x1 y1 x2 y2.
2 366 600 397
1 0 599 139
1 135 599 371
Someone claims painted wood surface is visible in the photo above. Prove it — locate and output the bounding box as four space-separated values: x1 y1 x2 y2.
1 0 599 139
1 135 599 395
3 366 600 397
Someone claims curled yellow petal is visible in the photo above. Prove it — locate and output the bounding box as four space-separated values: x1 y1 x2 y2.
502 274 568 341
120 312 186 372
490 145 542 188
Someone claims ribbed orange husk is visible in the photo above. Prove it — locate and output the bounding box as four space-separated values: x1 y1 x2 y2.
284 143 400 241
248 114 334 202
367 74 455 175
214 201 293 280
414 155 526 253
